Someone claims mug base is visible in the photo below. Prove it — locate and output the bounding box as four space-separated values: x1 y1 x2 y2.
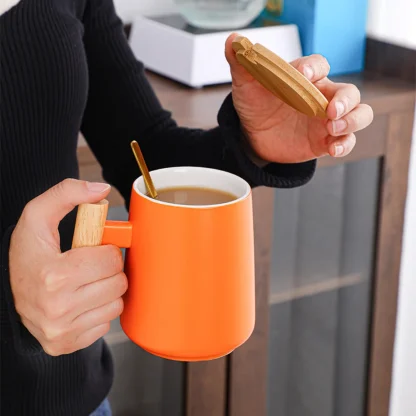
141 346 235 362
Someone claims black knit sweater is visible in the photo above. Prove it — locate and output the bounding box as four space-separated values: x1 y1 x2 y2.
0 0 316 415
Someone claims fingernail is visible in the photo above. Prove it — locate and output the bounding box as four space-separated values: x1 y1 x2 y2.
86 182 111 193
333 119 347 134
334 144 344 157
303 65 314 80
335 101 345 118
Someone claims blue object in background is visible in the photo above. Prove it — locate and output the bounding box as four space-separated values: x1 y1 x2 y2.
279 0 369 75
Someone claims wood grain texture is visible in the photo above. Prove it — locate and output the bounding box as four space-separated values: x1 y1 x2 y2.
228 187 274 416
72 200 108 248
368 108 416 416
186 359 227 416
232 36 328 118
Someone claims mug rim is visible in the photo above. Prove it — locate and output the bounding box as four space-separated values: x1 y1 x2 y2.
133 166 251 209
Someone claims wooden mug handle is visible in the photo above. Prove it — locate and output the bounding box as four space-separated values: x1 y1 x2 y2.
72 200 109 249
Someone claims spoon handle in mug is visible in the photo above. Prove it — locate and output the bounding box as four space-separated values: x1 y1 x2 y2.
72 200 109 249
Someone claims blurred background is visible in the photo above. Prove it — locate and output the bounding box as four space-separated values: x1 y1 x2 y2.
78 1 415 415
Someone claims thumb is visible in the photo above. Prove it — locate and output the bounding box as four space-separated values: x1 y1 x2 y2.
225 33 255 87
28 179 111 231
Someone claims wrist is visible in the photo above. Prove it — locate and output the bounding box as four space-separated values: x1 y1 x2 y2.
240 130 269 168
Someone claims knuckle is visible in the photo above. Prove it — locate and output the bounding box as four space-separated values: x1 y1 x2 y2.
346 132 356 145
112 298 124 317
14 300 25 316
106 245 124 273
61 247 84 268
320 61 330 76
50 181 65 199
319 54 330 67
43 342 72 357
42 344 60 356
353 84 361 102
344 134 357 154
313 54 330 74
101 322 111 335
41 323 66 343
61 177 77 189
363 103 374 121
50 178 76 200
291 57 301 68
21 201 37 224
347 112 359 130
40 268 62 293
42 298 68 321
115 273 128 295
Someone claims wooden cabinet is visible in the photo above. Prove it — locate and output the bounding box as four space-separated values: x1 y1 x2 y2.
77 72 415 416
267 159 379 416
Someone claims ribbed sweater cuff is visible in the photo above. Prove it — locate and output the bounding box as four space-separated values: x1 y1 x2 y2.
218 93 317 188
1 226 43 355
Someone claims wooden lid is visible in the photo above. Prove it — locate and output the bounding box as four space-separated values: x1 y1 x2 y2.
232 36 328 118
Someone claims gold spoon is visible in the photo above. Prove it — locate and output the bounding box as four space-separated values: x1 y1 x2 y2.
130 140 158 199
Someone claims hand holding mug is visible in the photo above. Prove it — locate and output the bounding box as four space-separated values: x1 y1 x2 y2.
9 179 127 356
10 168 255 361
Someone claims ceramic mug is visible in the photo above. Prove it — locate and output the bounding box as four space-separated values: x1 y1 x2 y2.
72 167 255 361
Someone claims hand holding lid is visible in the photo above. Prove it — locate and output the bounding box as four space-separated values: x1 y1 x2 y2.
232 36 328 118
225 34 374 162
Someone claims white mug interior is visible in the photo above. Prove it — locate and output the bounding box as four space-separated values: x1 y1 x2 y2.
133 166 251 208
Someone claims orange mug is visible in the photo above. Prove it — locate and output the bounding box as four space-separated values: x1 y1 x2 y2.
72 167 255 361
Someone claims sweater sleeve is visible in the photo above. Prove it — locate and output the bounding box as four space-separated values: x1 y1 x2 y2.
80 0 316 205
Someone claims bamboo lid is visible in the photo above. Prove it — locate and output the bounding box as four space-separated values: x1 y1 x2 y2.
232 36 328 118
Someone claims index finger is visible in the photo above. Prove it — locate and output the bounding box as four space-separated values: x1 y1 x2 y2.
291 54 331 83
315 80 362 120
60 245 124 288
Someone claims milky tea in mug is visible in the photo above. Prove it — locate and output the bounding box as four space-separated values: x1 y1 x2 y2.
154 186 237 206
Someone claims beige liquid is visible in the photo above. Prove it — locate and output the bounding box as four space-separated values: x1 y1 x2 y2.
155 186 237 206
